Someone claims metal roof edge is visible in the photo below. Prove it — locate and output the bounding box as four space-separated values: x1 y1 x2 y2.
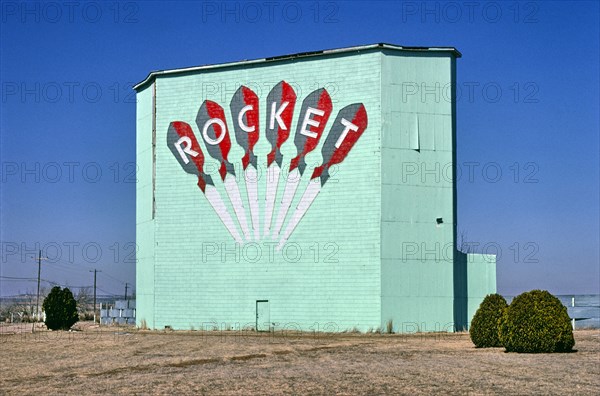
133 43 461 91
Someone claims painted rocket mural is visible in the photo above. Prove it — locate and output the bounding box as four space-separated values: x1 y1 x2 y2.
167 81 368 247
263 81 297 238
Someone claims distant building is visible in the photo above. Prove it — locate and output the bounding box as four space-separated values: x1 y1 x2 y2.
134 43 496 332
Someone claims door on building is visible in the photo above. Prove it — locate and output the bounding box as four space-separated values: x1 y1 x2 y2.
256 300 270 332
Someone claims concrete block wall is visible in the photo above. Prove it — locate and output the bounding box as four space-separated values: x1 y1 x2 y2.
138 51 382 331
380 52 457 331
101 300 136 325
136 85 156 328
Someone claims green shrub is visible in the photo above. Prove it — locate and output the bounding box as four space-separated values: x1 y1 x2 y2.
470 293 508 347
498 290 575 353
42 286 79 330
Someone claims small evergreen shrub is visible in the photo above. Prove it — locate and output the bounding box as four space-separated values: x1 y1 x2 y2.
470 293 508 347
42 286 79 330
498 290 575 353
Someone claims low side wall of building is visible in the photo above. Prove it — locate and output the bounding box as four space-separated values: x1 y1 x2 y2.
454 251 497 330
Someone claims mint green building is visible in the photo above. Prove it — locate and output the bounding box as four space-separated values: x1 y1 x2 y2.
134 43 496 332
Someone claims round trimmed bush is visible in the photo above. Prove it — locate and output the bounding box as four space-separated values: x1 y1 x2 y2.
43 286 79 330
498 290 575 353
470 293 508 347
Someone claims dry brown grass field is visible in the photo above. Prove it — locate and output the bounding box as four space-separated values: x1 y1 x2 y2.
1 323 598 395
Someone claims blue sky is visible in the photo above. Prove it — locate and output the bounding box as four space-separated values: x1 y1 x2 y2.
1 0 598 297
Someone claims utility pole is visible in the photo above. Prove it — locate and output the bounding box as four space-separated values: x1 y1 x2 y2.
36 250 41 320
90 269 101 323
32 250 48 321
124 282 129 300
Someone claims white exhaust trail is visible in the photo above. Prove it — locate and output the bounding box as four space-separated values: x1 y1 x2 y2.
245 166 260 240
204 185 244 244
263 164 281 237
276 180 321 250
271 168 301 238
224 174 251 241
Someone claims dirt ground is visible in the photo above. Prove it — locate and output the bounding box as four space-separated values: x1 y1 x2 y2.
1 323 598 395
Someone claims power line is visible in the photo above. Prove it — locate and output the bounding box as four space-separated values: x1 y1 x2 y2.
53 259 133 282
2 258 130 287
0 294 38 299
100 272 126 285
0 276 104 291
45 260 130 289
39 264 128 290
0 279 38 282
0 276 39 281
2 263 131 300
37 264 84 278
96 287 121 297
45 261 89 274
